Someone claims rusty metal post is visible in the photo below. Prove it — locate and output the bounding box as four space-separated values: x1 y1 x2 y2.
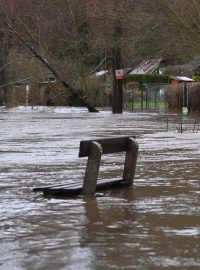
122 138 138 186
82 141 102 195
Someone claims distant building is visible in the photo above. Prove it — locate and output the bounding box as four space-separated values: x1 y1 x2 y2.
95 70 108 77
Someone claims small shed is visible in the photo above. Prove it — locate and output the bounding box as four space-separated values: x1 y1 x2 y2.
169 76 193 85
169 76 194 109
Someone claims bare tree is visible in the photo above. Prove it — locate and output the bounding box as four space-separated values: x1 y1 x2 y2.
134 0 200 64
1 0 199 110
0 0 16 106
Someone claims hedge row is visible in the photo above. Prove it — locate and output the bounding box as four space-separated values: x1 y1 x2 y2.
124 74 169 85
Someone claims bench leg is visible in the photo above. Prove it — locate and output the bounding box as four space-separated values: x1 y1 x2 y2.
123 138 138 186
82 141 102 195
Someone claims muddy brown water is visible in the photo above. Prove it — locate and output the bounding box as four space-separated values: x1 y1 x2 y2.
0 106 199 270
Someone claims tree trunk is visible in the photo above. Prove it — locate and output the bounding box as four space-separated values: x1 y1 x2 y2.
0 41 12 107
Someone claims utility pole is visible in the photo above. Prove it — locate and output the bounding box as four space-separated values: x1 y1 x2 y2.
112 47 123 114
182 82 188 116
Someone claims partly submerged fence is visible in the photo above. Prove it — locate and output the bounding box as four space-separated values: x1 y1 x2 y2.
123 83 169 111
97 82 170 111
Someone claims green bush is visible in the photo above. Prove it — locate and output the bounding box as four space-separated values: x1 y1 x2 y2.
192 75 200 82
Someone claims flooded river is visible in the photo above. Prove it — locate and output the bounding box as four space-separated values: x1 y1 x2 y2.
0 106 199 270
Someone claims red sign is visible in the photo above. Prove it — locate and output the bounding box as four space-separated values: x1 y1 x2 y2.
115 69 124 80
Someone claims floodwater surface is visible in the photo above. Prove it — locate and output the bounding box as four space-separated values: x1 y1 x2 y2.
0 106 199 270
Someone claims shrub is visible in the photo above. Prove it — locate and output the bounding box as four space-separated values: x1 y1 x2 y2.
189 83 200 111
166 85 182 109
166 83 200 111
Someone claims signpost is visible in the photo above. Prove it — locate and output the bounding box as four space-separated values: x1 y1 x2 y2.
26 85 29 107
115 69 124 80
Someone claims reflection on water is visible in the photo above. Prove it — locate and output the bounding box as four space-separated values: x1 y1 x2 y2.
0 106 199 270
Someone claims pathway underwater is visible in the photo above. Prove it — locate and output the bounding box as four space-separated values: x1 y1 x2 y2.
0 106 199 270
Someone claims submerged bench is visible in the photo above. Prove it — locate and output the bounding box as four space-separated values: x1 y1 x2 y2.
33 136 138 197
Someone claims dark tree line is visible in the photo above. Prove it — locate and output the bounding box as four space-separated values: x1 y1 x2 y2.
0 0 199 110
